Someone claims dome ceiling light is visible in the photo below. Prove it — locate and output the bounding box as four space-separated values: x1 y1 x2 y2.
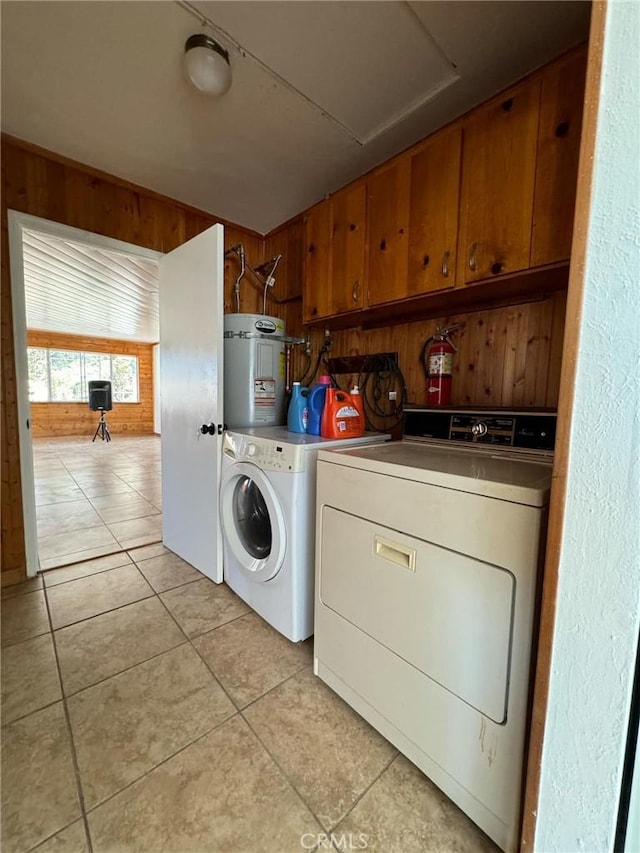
184 33 232 96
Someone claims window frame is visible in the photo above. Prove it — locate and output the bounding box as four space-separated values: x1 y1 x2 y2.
27 346 140 404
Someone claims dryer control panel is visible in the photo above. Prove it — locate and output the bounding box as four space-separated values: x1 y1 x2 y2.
222 432 306 473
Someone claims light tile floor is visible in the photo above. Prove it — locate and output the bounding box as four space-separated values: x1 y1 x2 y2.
33 436 162 570
1 547 499 853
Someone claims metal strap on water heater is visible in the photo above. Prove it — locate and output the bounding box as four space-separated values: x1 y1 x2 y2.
223 331 275 340
223 331 306 344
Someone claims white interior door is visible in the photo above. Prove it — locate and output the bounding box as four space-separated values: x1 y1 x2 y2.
159 224 224 582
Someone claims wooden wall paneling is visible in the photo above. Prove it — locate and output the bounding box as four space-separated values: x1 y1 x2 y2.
480 311 509 404
264 217 306 380
544 291 567 405
501 306 526 407
265 217 304 303
1 135 264 581
467 315 486 404
522 304 546 406
316 296 564 411
533 298 555 404
1 206 25 576
223 226 266 315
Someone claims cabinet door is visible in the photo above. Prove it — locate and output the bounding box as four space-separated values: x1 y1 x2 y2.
330 181 366 313
303 199 332 322
458 79 541 284
531 48 587 266
366 156 411 306
407 125 462 295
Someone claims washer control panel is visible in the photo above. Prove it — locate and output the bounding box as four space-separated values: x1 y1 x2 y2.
223 433 305 473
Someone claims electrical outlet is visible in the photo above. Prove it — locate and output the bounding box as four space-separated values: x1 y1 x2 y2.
388 391 397 401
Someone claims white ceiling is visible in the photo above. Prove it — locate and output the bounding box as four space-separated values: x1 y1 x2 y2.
1 1 590 234
23 230 160 343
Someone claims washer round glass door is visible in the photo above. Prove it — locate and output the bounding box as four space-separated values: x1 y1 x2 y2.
220 461 286 582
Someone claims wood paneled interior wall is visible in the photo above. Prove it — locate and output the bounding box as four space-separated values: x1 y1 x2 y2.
321 292 566 408
26 330 154 437
1 135 266 579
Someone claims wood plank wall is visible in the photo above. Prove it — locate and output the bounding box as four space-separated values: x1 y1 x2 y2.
324 293 566 407
26 330 154 437
1 135 266 580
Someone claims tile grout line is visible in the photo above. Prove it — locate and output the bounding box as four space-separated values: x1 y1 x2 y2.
65 578 243 820
42 554 200 592
151 570 328 829
60 637 191 700
23 817 88 853
1 696 66 730
2 626 51 650
42 559 134 590
239 698 328 834
49 588 156 633
153 582 245 714
42 580 95 853
79 706 240 819
331 750 400 835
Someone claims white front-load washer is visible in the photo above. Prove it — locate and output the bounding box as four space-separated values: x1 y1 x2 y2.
220 426 389 642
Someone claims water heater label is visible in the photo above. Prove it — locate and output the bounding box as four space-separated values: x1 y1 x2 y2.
254 378 276 407
255 319 277 333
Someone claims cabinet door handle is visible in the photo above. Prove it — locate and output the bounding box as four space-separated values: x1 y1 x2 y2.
469 242 478 272
352 280 360 302
442 250 450 278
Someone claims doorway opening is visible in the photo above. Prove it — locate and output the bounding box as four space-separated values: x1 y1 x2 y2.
9 211 163 574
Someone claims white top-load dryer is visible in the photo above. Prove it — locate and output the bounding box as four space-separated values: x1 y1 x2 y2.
313 416 553 853
220 426 389 642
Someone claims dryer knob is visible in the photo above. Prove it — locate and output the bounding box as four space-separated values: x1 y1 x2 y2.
247 444 257 457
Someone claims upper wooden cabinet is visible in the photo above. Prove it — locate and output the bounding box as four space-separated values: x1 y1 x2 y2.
303 199 331 322
366 156 411 306
303 184 366 321
531 48 588 266
301 47 586 326
407 125 462 296
457 78 541 285
330 181 367 314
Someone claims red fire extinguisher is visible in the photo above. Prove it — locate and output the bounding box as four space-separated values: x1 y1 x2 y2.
420 324 462 406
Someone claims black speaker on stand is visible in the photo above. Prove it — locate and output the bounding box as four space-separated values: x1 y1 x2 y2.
88 381 113 442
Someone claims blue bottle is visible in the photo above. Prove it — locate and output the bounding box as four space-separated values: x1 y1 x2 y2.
306 375 332 435
287 382 309 433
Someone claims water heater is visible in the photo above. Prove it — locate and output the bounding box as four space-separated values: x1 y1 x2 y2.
224 314 287 428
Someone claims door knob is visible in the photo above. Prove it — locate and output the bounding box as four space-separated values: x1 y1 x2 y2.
200 423 215 435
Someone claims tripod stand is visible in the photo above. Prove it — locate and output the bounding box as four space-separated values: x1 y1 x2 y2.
92 408 111 442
